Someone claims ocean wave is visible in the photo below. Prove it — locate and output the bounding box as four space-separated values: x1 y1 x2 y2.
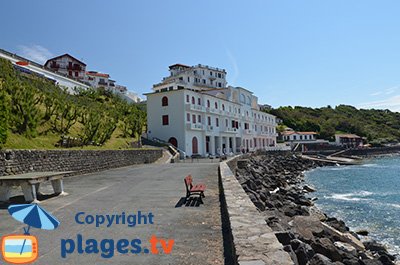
326 191 374 201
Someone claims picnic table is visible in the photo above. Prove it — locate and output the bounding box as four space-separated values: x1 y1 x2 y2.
0 171 72 203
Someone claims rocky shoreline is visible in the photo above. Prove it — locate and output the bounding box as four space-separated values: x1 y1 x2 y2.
231 152 397 265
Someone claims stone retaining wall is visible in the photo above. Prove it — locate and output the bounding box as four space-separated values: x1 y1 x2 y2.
0 149 163 176
219 158 293 265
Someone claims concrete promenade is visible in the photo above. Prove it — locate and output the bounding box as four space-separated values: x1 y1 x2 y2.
0 162 223 264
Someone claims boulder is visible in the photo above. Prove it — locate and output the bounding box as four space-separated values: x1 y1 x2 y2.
311 238 343 262
334 242 357 256
291 216 324 242
307 254 336 265
321 223 365 251
356 230 369 236
275 231 295 245
303 185 317 193
295 241 315 265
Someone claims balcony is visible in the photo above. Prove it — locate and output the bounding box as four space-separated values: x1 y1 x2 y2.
224 127 237 134
67 65 83 71
186 104 205 112
186 123 204 131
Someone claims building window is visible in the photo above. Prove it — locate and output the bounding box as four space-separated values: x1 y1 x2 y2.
192 96 195 104
207 100 210 108
162 115 169 125
162 96 168 106
215 102 218 109
198 98 201 105
187 77 190 82
68 71 72 76
210 71 213 76
186 95 189 103
75 71 79 77
225 119 228 127
208 116 211 126
192 115 196 123
222 104 225 111
218 82 222 87
198 115 201 123
216 118 219 127
218 73 221 78
203 79 206 84
187 113 190 122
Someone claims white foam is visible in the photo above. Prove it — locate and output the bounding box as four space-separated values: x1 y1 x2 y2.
327 191 374 201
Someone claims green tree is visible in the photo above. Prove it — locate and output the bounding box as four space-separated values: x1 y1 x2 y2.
0 79 11 146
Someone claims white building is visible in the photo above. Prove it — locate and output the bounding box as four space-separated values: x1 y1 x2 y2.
85 71 110 88
145 63 277 157
281 131 317 142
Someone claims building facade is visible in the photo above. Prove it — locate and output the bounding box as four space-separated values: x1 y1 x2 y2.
281 131 317 142
335 134 363 148
44 54 86 80
146 64 277 157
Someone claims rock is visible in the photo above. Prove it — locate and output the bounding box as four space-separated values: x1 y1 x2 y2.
321 223 365 251
364 241 387 253
378 255 395 265
304 185 317 193
311 238 343 262
334 242 357 256
356 230 369 236
295 241 315 265
291 216 324 242
275 231 295 246
307 254 335 265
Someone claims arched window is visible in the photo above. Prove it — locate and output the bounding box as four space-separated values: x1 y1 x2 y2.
222 104 225 111
162 96 168 106
192 96 195 104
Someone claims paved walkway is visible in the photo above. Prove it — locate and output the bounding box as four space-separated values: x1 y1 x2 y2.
0 163 223 265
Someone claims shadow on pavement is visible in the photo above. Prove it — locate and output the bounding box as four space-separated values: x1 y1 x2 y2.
0 193 60 210
174 197 203 207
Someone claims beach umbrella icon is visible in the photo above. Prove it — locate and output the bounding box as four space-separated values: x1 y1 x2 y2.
8 204 60 254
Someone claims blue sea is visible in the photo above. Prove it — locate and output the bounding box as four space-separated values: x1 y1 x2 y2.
305 155 400 255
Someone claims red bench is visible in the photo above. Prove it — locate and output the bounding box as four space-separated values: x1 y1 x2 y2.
184 175 206 202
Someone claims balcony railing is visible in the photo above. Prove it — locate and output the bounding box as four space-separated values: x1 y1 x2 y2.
224 127 237 134
186 104 205 112
186 123 204 130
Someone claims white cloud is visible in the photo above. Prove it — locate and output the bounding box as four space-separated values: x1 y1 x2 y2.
226 49 239 86
369 86 398 97
358 94 400 112
17 44 53 64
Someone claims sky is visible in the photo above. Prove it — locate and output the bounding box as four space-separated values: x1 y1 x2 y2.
2 0 400 111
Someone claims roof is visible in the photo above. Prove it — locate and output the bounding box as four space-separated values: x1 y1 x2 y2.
44 54 86 66
168 63 191 69
282 131 317 136
86 71 109 78
335 134 362 139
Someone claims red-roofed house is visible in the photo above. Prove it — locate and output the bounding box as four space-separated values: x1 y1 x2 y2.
335 134 363 148
44 54 86 80
281 131 318 142
85 71 110 88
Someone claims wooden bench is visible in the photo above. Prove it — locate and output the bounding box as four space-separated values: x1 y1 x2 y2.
184 175 206 202
0 171 72 203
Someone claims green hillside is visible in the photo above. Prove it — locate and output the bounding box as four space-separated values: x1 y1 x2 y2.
0 58 146 150
269 105 400 146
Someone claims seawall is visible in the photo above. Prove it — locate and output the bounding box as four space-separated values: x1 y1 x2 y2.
0 149 163 176
219 156 293 265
